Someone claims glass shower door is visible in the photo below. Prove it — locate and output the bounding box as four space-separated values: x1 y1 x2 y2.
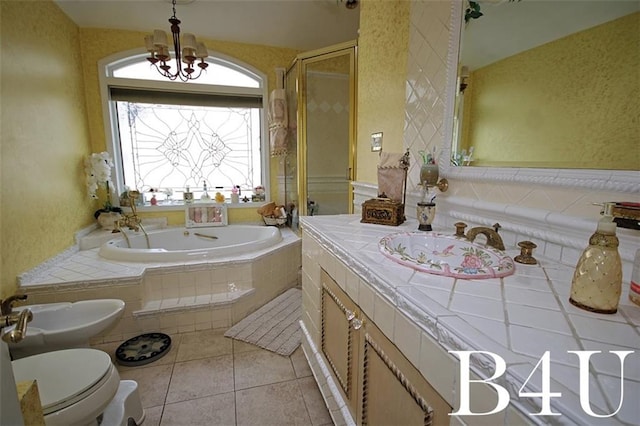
298 43 356 216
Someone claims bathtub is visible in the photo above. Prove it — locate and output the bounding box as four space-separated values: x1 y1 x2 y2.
99 225 282 262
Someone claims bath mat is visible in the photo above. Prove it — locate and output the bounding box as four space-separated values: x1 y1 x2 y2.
224 288 301 356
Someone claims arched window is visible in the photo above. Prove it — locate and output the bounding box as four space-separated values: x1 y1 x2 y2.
99 50 268 204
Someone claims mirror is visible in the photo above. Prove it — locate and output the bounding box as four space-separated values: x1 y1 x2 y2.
441 0 639 191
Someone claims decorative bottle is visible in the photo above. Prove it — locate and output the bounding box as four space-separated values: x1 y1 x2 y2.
183 186 194 204
231 186 239 204
201 181 211 201
569 204 622 314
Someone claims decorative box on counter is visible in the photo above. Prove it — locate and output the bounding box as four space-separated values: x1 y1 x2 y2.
361 198 405 226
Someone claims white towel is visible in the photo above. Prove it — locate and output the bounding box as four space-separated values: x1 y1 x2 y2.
269 88 288 156
378 152 404 169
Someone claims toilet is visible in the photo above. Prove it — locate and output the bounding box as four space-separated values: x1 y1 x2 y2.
12 348 144 426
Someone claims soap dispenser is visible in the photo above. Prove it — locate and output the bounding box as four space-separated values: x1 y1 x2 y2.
569 203 622 314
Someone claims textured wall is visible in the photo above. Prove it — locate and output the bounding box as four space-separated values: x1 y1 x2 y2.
0 2 300 294
79 28 299 207
356 0 411 184
404 0 639 222
461 12 639 169
0 1 93 298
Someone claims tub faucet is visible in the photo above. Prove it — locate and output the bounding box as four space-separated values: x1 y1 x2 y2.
115 190 143 232
1 294 27 315
466 223 506 251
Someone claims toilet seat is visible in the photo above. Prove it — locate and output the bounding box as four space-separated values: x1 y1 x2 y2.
12 348 120 425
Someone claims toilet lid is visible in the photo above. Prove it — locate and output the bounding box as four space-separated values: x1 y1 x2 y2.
12 348 113 414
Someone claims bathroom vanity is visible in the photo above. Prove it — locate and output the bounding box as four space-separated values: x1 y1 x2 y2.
300 215 639 426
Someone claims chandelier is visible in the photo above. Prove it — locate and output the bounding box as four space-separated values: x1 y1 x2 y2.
144 0 208 82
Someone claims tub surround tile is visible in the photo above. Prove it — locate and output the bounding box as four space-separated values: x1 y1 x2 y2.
301 215 639 424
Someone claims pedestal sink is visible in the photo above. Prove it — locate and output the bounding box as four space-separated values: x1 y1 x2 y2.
379 232 515 279
8 299 125 359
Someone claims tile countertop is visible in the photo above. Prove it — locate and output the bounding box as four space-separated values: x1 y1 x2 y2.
300 214 640 425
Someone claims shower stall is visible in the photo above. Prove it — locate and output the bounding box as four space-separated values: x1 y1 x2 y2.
281 41 357 218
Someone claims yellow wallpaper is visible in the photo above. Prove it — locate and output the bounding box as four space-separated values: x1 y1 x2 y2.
0 1 94 298
408 0 639 222
461 12 639 170
79 28 299 206
356 0 411 184
0 1 299 296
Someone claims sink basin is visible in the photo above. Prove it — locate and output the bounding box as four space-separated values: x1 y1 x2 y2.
8 299 125 359
379 232 515 279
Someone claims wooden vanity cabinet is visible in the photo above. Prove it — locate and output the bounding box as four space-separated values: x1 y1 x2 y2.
320 269 361 418
320 269 452 425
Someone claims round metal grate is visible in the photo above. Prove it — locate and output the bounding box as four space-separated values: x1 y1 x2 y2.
115 333 172 367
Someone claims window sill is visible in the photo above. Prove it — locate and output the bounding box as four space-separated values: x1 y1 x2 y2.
127 201 268 213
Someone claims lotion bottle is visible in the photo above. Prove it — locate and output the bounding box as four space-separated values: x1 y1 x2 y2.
569 203 622 314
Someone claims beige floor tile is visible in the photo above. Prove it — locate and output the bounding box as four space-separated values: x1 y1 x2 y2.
297 377 333 426
176 329 232 362
161 392 236 426
93 333 181 371
290 346 312 378
165 355 234 404
234 349 296 390
235 380 311 426
142 405 163 426
230 337 262 354
118 363 173 408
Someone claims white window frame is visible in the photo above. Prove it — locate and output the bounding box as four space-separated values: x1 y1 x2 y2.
98 48 270 208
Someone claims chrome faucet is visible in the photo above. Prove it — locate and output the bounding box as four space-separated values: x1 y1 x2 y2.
1 294 27 315
465 223 506 251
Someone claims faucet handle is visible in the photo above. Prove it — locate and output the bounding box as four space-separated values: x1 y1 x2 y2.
454 222 467 237
492 223 502 233
514 241 538 265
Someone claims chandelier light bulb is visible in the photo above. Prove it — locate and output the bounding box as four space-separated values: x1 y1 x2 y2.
144 0 208 81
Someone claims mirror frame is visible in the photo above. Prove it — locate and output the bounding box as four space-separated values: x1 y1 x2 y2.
440 1 639 194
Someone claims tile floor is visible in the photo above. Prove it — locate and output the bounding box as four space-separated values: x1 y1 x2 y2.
93 329 333 426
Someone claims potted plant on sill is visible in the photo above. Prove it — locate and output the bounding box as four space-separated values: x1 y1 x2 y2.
85 151 122 230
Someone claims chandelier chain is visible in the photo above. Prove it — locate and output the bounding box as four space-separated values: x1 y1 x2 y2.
143 0 209 82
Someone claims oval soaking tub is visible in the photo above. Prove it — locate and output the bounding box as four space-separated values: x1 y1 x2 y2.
99 225 282 262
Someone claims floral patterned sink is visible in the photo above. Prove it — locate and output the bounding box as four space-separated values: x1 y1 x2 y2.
379 232 515 279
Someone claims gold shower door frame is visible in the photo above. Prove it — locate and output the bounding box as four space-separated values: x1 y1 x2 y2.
290 40 357 217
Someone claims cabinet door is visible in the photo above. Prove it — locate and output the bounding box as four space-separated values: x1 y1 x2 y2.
320 269 360 415
357 314 452 426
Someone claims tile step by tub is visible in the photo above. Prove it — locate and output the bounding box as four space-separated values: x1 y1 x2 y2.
133 288 255 318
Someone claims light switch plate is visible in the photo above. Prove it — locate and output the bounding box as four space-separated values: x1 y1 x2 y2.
371 132 383 152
